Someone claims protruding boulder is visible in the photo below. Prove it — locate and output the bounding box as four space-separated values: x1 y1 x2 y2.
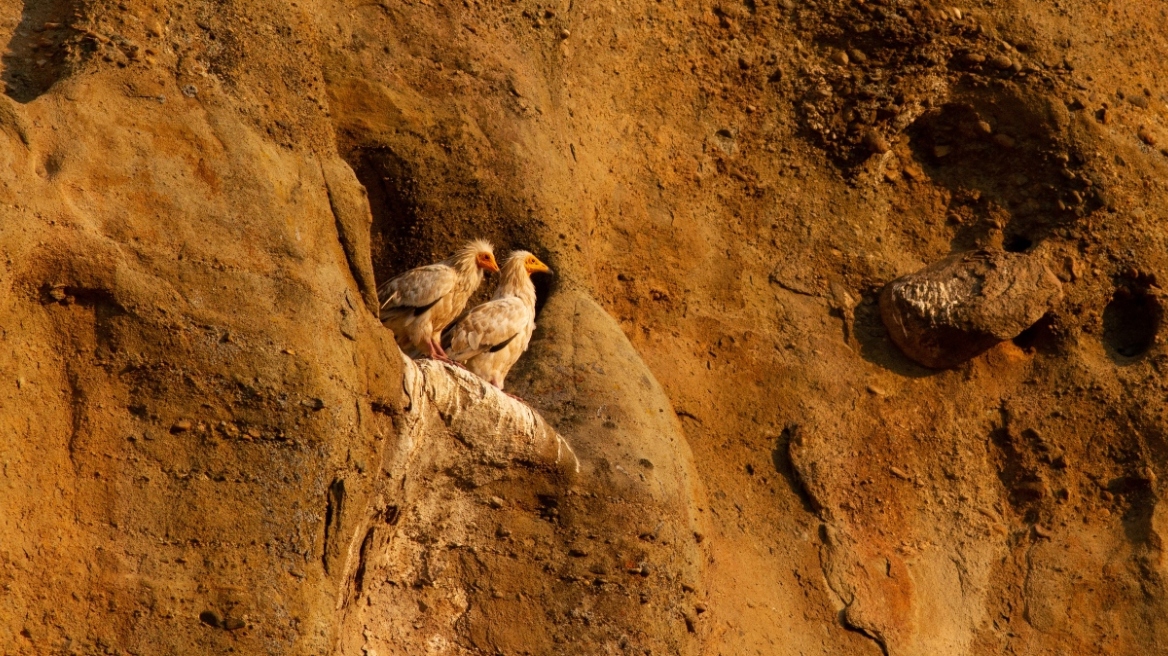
880 250 1063 368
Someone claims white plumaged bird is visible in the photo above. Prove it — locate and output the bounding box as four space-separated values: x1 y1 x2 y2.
446 250 552 390
378 239 499 360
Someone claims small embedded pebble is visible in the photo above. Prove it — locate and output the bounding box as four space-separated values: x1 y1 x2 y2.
962 52 986 65
933 145 952 158
990 54 1013 69
830 50 849 66
568 548 588 557
1138 127 1157 146
488 496 505 509
863 128 890 154
182 84 197 98
976 120 993 135
848 49 867 63
1098 108 1112 124
172 419 192 432
992 133 1016 148
560 28 571 39
222 617 245 631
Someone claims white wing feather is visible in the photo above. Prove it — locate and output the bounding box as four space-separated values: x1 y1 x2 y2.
378 265 458 314
447 297 529 362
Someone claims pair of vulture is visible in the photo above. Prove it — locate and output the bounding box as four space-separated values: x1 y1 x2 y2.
377 241 552 390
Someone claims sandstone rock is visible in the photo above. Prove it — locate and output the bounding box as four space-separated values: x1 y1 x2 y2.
880 251 1063 368
333 292 706 656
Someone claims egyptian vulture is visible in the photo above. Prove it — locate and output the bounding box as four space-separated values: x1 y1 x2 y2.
446 251 552 389
378 240 499 360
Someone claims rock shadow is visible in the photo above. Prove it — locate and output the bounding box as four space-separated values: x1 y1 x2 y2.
2 0 81 103
852 290 941 378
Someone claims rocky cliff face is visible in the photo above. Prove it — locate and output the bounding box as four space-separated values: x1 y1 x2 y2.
1 0 1166 654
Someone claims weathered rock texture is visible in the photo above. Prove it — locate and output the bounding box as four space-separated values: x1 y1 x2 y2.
1 0 1167 654
881 250 1063 368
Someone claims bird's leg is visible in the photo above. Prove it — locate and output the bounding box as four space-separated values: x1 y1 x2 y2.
426 339 453 363
429 338 470 368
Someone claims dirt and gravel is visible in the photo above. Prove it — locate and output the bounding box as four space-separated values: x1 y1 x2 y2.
1 0 1167 654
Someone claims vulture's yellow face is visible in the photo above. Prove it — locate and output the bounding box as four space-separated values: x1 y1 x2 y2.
524 255 552 276
476 251 500 273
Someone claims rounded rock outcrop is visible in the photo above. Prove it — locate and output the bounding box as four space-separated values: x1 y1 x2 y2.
880 250 1063 368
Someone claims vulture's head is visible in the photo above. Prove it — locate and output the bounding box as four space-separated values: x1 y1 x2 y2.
465 239 499 273
515 251 553 276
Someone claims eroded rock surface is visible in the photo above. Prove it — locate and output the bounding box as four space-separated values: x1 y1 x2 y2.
1 0 1168 654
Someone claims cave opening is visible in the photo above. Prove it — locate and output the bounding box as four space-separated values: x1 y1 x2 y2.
1003 234 1034 253
346 146 555 318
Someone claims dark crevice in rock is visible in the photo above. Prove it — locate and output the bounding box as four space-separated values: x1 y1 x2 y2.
323 478 346 574
1103 285 1162 362
773 424 819 514
352 526 376 596
1004 234 1034 253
